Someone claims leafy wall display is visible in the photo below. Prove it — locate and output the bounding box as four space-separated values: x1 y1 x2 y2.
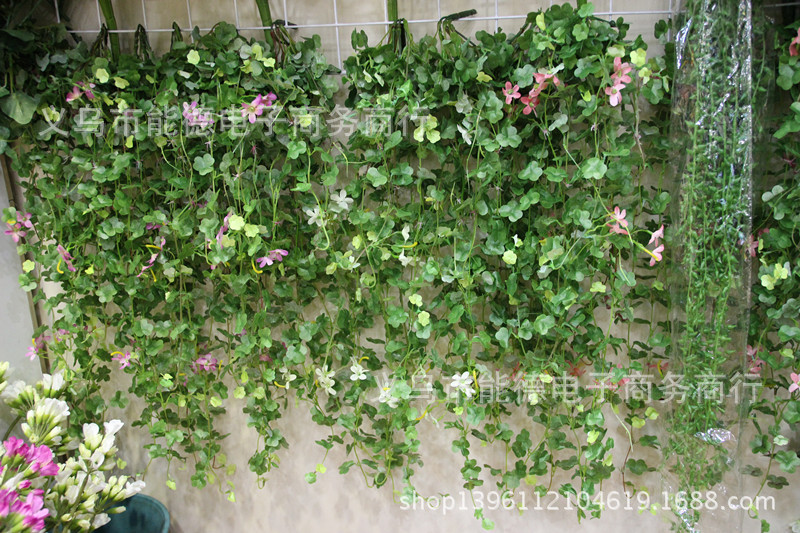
2 1 799 531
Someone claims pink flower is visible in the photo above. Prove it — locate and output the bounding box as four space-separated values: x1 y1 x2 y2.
3 436 29 459
4 222 26 243
646 360 669 374
0 488 19 517
192 354 218 373
567 362 586 377
502 82 521 105
26 445 58 476
112 351 132 369
610 206 629 228
608 223 629 236
520 89 540 116
605 81 626 107
649 244 665 266
66 86 82 103
25 343 38 360
241 94 272 124
648 224 664 246
533 71 563 88
77 81 96 100
137 237 165 278
791 27 800 57
790 372 800 393
611 56 633 84
56 244 76 273
17 213 33 230
16 490 49 530
256 249 289 268
182 101 214 128
746 345 765 374
216 214 232 248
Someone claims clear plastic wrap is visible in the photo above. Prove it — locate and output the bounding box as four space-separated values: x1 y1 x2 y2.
666 0 755 530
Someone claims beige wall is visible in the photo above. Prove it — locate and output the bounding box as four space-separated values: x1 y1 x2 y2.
0 161 40 437
41 1 800 532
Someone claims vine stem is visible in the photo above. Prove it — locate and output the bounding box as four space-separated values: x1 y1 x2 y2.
254 0 274 44
97 0 120 60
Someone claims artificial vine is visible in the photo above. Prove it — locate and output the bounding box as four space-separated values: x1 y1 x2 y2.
1 1 799 531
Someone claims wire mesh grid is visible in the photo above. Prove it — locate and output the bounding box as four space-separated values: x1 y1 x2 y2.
59 0 674 68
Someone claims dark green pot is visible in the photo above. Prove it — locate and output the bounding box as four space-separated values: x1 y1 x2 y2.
96 494 169 533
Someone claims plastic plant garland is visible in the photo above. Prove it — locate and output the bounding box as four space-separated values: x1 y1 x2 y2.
668 0 756 528
0 1 797 531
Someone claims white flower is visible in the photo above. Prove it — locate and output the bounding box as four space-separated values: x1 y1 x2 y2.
401 225 411 242
377 386 399 409
124 479 146 498
280 367 297 388
399 251 416 267
92 514 111 529
303 206 325 227
315 365 336 395
512 234 522 247
450 372 475 399
83 423 102 449
40 372 65 395
104 419 124 436
32 397 70 426
330 190 353 213
349 361 367 381
1 380 26 401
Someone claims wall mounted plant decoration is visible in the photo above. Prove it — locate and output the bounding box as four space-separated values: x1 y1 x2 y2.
3 1 798 531
7 19 339 500
2 3 678 523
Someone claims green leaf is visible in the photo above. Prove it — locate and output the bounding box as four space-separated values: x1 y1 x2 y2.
616 268 636 287
581 158 608 180
417 311 431 327
366 167 388 187
502 250 517 265
193 154 215 176
495 327 510 349
627 459 648 475
287 140 307 159
0 93 39 125
187 50 200 65
775 450 800 473
228 215 245 231
533 315 555 335
783 401 800 423
519 161 543 181
95 68 110 83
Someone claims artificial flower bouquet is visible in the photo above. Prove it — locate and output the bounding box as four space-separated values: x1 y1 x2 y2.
0 362 144 532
